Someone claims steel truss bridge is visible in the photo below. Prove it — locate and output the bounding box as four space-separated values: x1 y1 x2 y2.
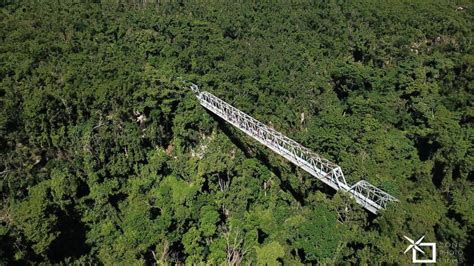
189 84 397 214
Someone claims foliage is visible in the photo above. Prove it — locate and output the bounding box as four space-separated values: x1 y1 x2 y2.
0 0 472 264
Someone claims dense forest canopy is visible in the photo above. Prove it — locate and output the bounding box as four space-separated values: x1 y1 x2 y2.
0 0 473 264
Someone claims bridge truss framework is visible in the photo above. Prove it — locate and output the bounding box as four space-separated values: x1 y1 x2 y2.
190 84 397 214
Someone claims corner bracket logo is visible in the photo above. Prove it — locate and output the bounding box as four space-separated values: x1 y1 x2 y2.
404 235 436 263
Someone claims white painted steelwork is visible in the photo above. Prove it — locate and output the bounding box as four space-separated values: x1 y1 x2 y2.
190 84 397 214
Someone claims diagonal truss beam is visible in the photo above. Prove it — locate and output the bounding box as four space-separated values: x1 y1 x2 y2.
189 84 397 214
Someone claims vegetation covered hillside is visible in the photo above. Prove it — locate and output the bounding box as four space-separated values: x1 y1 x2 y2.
0 1 472 264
